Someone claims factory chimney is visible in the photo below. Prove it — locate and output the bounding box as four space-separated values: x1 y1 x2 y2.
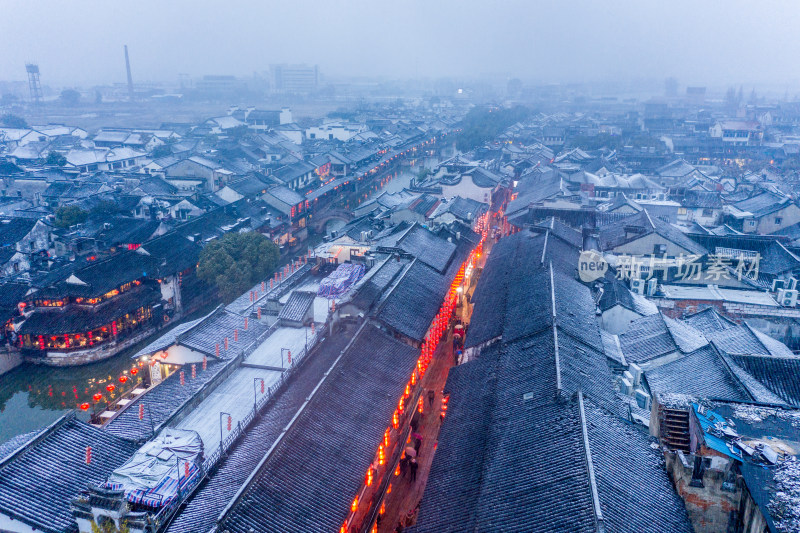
124 45 134 101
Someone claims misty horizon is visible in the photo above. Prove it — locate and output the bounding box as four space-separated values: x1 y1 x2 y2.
3 0 800 93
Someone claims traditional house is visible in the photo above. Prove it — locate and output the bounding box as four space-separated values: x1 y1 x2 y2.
15 251 166 364
162 156 235 192
726 191 800 234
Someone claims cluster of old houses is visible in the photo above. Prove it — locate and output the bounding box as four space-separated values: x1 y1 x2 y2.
0 201 479 533
3 91 800 532
0 103 463 372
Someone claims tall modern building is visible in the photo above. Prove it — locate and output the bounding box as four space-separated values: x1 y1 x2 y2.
270 64 319 94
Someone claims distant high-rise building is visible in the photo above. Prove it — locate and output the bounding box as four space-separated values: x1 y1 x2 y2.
686 86 706 106
271 64 319 94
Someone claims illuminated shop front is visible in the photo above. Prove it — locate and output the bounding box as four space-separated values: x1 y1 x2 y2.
17 286 160 355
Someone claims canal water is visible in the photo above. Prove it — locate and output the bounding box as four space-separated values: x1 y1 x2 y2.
0 153 446 445
323 155 440 237
0 305 215 444
0 343 144 443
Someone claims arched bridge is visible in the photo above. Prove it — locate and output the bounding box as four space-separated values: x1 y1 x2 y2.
310 208 354 233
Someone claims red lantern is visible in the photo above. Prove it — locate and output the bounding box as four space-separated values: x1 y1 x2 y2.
260 379 265 394
106 384 115 393
131 368 138 375
234 329 238 342
93 393 103 402
191 364 196 379
85 446 92 465
80 402 90 410
139 404 144 420
119 376 128 383
226 415 232 431
180 371 185 386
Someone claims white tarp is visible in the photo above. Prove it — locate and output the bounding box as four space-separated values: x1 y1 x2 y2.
105 428 203 508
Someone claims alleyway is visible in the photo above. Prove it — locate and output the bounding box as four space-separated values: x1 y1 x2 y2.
376 327 454 532
376 232 493 532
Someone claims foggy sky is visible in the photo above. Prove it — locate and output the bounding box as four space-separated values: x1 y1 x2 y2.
2 0 800 89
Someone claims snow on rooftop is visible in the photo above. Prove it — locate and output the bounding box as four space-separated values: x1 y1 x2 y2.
245 326 313 369
660 285 779 307
175 366 281 451
770 457 800 533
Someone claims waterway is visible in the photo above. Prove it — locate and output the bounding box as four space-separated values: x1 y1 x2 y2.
0 305 215 444
0 152 448 446
324 155 440 236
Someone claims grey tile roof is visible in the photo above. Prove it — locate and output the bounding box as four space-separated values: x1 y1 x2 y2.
375 259 449 342
597 209 707 256
725 354 800 407
598 279 659 316
681 307 738 334
465 230 581 349
166 321 356 533
414 385 690 533
408 351 498 532
708 323 794 358
179 309 268 357
277 290 315 322
220 324 418 532
582 398 693 533
733 190 791 218
394 223 457 273
104 357 229 441
348 256 408 312
644 345 750 401
0 414 138 533
619 313 708 364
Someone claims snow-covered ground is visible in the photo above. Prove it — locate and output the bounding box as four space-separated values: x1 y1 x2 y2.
175 366 282 451
246 326 313 369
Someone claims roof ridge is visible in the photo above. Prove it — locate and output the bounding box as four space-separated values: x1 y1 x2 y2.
577 391 605 533
643 209 655 230
707 342 757 403
0 412 75 472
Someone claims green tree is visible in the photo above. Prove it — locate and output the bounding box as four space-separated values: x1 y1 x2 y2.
91 519 129 533
54 205 88 228
196 231 280 302
45 151 67 166
60 89 81 106
90 200 121 217
455 105 531 152
152 144 172 158
0 113 28 128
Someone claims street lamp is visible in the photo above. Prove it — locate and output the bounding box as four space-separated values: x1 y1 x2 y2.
253 377 265 409
219 411 232 452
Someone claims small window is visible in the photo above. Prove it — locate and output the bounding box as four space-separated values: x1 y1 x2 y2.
748 220 757 227
678 207 687 215
775 217 783 225
654 244 667 255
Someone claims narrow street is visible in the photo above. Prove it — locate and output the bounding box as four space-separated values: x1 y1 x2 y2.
373 218 495 532
376 326 455 532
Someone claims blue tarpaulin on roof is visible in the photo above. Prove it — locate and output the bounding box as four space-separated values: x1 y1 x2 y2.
317 263 365 298
692 403 742 460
